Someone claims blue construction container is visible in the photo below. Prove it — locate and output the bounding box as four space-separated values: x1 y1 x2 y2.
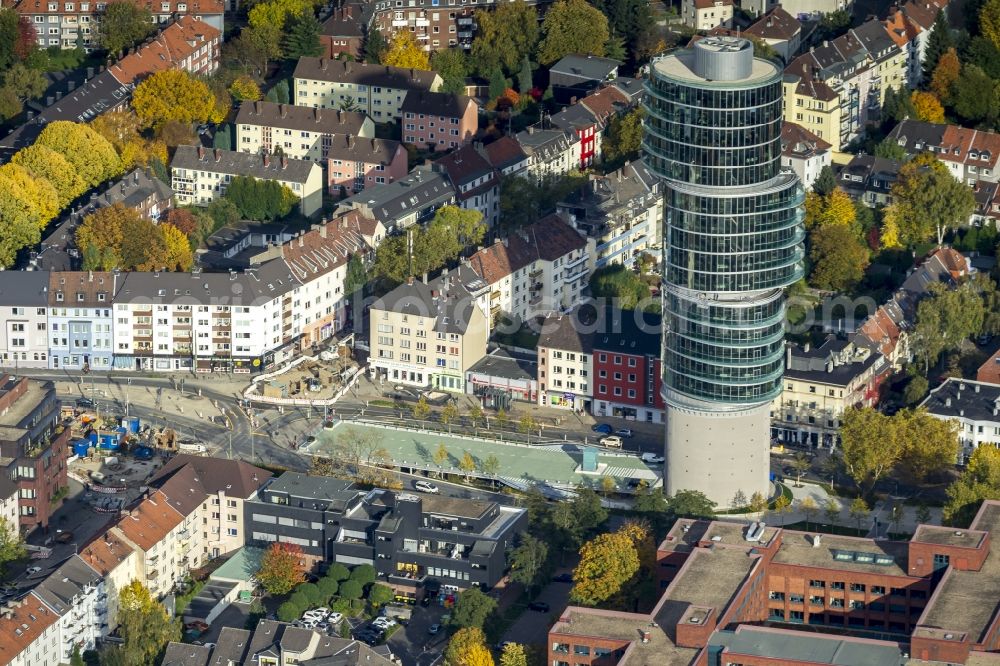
72 440 90 458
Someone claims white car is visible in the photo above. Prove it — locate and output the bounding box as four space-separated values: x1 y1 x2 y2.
599 436 623 448
25 567 41 576
327 612 344 625
414 480 439 494
640 452 664 464
373 617 397 629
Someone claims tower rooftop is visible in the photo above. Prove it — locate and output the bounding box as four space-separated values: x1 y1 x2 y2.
652 38 780 86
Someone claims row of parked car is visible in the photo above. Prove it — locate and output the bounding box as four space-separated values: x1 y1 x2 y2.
293 607 344 633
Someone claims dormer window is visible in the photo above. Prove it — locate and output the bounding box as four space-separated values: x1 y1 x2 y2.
76 292 85 302
56 292 64 302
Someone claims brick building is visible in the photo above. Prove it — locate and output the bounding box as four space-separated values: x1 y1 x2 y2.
549 501 1000 665
400 91 478 152
591 310 665 423
0 375 69 531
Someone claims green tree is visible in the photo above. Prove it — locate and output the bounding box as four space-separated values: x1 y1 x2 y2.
849 497 871 534
569 530 639 606
916 503 933 524
912 281 985 372
602 107 644 167
589 264 652 311
277 600 302 622
0 8 18 71
517 55 532 92
890 157 975 247
479 454 500 484
813 165 837 196
213 123 233 150
3 63 45 102
633 485 669 514
256 542 305 595
364 27 387 64
0 518 24 575
445 627 493 666
441 402 459 431
952 64 999 124
350 563 377 586
498 175 543 231
487 65 507 102
433 443 450 472
70 645 85 666
590 0 652 61
895 408 959 482
509 534 548 589
799 496 819 530
823 498 840 524
904 374 929 405
604 34 626 61
339 579 363 599
749 491 768 514
817 8 851 41
432 48 471 96
500 643 528 666
470 0 539 75
963 35 1000 78
669 489 715 517
839 407 904 493
345 253 366 294
117 580 181 665
368 582 394 607
944 446 1000 525
551 487 607 548
317 576 339 600
284 10 323 58
451 588 497 629
808 223 870 291
99 1 154 55
923 10 953 80
873 137 908 160
326 563 351 581
536 0 609 66
224 175 299 220
981 0 1000 51
459 451 477 480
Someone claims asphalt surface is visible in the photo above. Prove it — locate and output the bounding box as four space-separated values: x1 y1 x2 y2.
501 577 573 648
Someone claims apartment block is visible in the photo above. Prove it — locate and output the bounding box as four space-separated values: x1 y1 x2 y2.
888 119 1000 185
326 136 408 197
319 2 366 58
557 161 662 270
921 378 1000 464
369 273 489 392
0 591 61 666
31 555 106 662
550 501 1000 665
434 143 499 227
0 273 50 370
482 136 529 177
514 127 579 184
772 336 889 449
234 101 374 163
337 164 456 232
592 310 665 423
3 0 223 51
882 0 948 87
780 122 832 190
549 85 631 169
400 91 478 151
293 57 442 122
170 146 324 217
244 473 526 591
370 1 478 52
0 375 69 531
46 271 117 372
106 15 220 82
536 310 594 411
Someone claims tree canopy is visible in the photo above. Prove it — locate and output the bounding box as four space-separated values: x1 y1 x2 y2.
570 528 640 606
132 70 220 128
809 222 870 292
450 588 497 629
99 1 155 55
944 445 1000 526
911 280 986 372
536 0 609 66
36 120 122 188
382 30 431 70
256 542 306 595
887 156 975 247
445 627 494 666
224 175 300 221
116 580 182 665
373 205 485 284
589 264 655 311
470 0 538 75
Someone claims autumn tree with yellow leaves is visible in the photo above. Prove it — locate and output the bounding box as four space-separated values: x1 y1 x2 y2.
804 187 869 292
0 163 60 266
109 580 181 665
90 109 168 170
445 627 494 666
569 528 640 606
910 90 946 124
36 120 122 188
161 223 194 272
11 144 86 207
229 74 262 102
382 30 431 70
132 70 221 129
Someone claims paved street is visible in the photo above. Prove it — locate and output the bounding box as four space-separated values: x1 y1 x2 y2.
501 577 572 648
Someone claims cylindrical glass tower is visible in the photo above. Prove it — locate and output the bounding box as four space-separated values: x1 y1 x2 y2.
643 37 804 505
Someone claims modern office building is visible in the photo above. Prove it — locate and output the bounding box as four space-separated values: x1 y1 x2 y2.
643 37 805 505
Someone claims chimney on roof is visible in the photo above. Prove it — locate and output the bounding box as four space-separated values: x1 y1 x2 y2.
347 135 354 149
570 96 577 105
279 104 287 119
407 276 414 285
263 153 270 167
320 223 327 238
197 145 205 160
422 272 428 284
255 100 262 115
315 106 322 122
281 155 288 169
320 58 328 71
214 148 221 162
823 40 829 48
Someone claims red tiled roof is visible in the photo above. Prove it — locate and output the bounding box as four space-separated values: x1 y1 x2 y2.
79 531 136 576
693 0 732 8
977 348 1000 384
114 490 184 551
745 6 800 41
857 306 903 358
579 86 630 125
109 16 220 85
781 121 832 155
0 593 59 666
483 136 527 170
468 213 584 285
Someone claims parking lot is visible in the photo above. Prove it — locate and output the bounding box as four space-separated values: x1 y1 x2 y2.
501 575 573 648
386 603 449 666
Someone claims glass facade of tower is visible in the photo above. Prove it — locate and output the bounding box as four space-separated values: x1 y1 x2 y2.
644 39 804 406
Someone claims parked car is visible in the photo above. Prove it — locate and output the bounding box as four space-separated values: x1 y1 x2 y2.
54 531 74 543
184 621 209 632
373 617 397 630
591 423 613 434
327 612 344 625
25 566 42 576
599 436 623 448
428 623 441 635
616 428 633 438
527 601 550 613
75 398 95 409
640 452 664 464
552 573 573 583
414 480 439 494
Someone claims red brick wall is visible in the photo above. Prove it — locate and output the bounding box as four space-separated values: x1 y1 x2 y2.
548 631 631 666
0 376 28 414
910 634 971 664
19 427 69 531
594 351 662 409
908 538 989 577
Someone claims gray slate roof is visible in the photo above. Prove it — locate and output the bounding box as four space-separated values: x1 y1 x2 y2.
338 165 456 227
294 57 440 91
171 146 318 184
400 91 475 118
784 336 879 387
549 54 621 82
0 271 49 307
31 555 102 616
921 377 1000 422
116 260 301 306
373 271 481 335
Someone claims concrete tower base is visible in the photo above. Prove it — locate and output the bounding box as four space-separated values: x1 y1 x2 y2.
664 402 771 508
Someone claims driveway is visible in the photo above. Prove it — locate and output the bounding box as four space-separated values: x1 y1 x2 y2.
387 603 448 666
501 578 572 648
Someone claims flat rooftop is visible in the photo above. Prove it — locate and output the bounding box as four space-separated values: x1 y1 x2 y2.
772 531 909 578
714 626 904 666
912 524 986 549
421 495 492 520
0 379 49 429
652 50 779 86
919 503 1000 642
658 546 759 630
551 607 698 666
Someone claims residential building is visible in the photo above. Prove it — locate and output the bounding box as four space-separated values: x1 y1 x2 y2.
466 349 538 406
47 271 118 372
978 348 1000 384
772 336 889 449
0 478 17 533
745 0 853 19
592 310 664 423
0 591 62 666
0 375 69 531
400 91 478 151
149 455 272 565
839 154 902 206
106 15 221 84
744 6 801 63
434 143 499 226
681 0 733 30
337 164 456 232
513 127 579 183
94 167 173 220
319 2 366 59
0 273 50 369
548 54 620 104
465 213 589 327
550 502 1000 666
109 490 186 598
234 101 375 163
851 19 908 106
780 121 832 190
883 0 948 87
326 136 408 196
557 161 662 270
293 57 443 122
887 119 1000 186
162 621 398 666
31 555 105 662
482 136 529 177
369 0 479 52
369 272 489 391
921 378 1000 463
244 473 526 590
536 310 594 411
548 85 631 169
170 146 324 217
3 0 223 51
645 37 805 506
854 299 909 369
78 530 138 630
